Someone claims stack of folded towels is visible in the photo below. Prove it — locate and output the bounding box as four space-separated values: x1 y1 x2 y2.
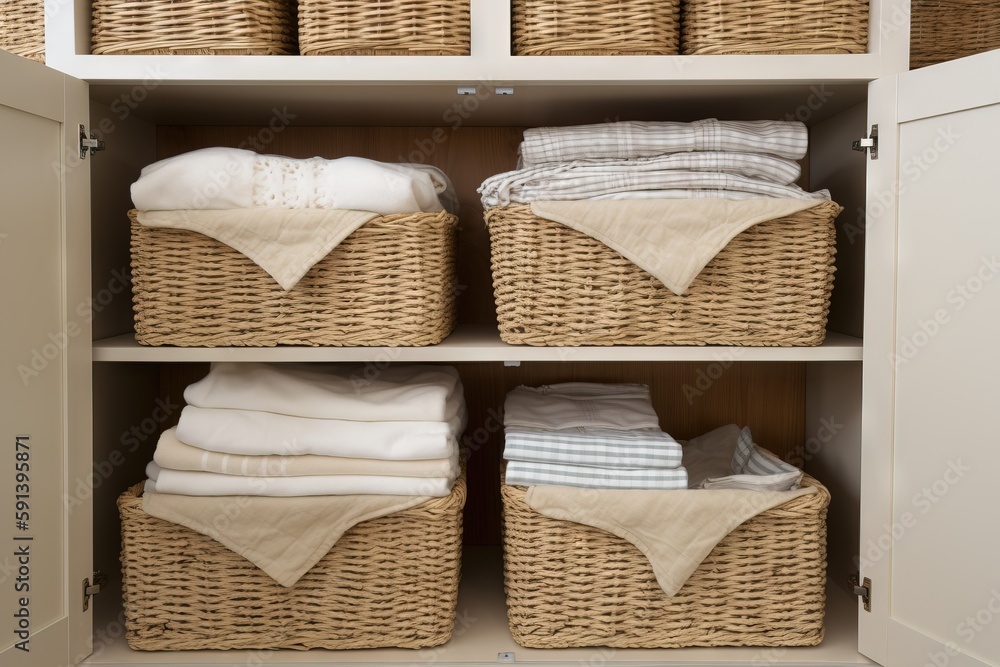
145 362 466 498
479 118 830 207
502 382 688 489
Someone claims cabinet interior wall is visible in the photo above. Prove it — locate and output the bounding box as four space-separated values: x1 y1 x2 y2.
86 94 869 663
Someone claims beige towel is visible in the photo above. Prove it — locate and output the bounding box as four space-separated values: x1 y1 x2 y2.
136 208 378 290
525 483 815 596
154 428 459 478
143 489 428 587
530 198 821 295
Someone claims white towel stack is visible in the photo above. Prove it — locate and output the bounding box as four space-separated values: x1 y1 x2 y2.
502 383 688 489
145 362 466 498
478 118 831 207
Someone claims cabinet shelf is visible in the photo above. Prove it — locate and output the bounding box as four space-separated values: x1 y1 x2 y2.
83 546 875 666
92 325 863 363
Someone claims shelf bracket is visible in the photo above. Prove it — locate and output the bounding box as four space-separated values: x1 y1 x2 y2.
850 572 872 612
852 124 878 160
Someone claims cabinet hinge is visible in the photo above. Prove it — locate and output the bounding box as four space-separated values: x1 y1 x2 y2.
83 571 107 612
852 124 878 160
497 651 516 663
850 572 872 612
79 124 106 159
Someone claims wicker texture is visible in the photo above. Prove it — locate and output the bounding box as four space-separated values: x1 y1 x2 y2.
91 0 296 55
130 210 458 347
119 474 466 650
501 470 830 648
910 0 1000 69
512 0 680 55
298 0 470 55
0 0 44 62
681 0 868 55
486 201 840 346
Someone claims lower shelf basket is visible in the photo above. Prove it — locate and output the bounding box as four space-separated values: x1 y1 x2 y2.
130 209 458 347
500 470 830 648
118 473 467 650
486 200 841 346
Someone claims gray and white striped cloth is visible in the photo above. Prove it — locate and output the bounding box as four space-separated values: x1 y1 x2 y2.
505 460 689 490
504 426 683 469
519 119 810 167
479 165 828 208
697 426 802 491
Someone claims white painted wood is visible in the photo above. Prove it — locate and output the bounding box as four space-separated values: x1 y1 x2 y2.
897 51 1000 124
889 621 995 667
857 75 899 667
91 327 864 363
888 67 1000 666
42 0 913 86
81 547 875 667
0 50 92 667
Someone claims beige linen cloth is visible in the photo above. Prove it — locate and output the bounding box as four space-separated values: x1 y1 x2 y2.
530 198 822 295
143 489 428 587
136 209 378 290
526 483 815 597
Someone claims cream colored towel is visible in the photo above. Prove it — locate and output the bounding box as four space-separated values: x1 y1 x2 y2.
530 198 822 296
136 208 379 290
154 427 459 478
525 483 815 596
143 488 428 586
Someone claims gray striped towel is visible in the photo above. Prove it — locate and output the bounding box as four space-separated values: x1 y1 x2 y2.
504 426 683 469
519 119 810 166
698 426 802 491
505 460 689 490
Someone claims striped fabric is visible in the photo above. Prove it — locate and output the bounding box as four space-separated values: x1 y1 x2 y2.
503 426 683 469
698 426 802 491
519 119 810 166
505 460 689 490
479 166 828 208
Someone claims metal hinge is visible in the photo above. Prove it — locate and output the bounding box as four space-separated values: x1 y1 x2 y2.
83 571 107 611
852 124 878 160
850 572 872 612
79 124 106 159
497 652 516 663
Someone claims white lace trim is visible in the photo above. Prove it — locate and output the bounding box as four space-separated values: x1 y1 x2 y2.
252 155 338 208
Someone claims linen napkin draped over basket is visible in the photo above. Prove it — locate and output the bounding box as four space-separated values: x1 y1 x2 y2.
128 148 460 347
481 119 843 346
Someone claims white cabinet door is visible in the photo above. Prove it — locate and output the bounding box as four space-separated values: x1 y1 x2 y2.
860 50 1000 667
0 51 93 666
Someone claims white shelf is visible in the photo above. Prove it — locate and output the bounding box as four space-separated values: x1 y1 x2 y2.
92 325 864 363
84 547 875 666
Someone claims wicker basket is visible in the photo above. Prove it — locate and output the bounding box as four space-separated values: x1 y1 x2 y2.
129 209 458 347
501 469 830 648
512 0 680 55
298 0 470 55
119 473 466 650
681 0 868 55
486 201 841 346
91 0 296 55
0 0 45 62
910 0 1000 69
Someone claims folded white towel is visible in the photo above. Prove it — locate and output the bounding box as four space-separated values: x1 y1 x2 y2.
184 362 464 423
176 406 461 459
504 383 661 430
155 427 460 477
131 148 457 214
146 461 455 497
